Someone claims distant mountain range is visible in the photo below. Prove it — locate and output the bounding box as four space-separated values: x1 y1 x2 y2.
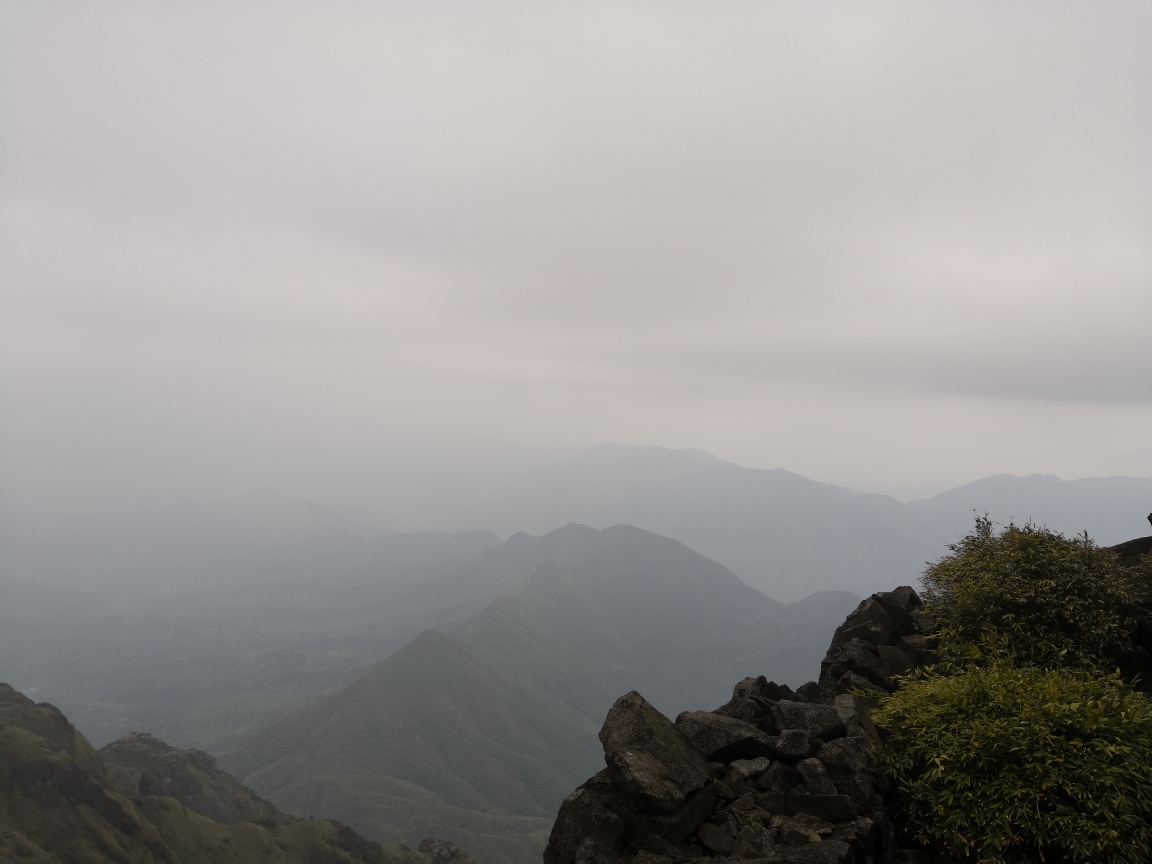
4 445 1149 601
1 445 1148 864
363 444 1151 600
219 525 862 864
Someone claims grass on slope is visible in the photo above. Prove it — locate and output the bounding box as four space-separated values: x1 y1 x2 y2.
0 682 422 864
223 630 600 864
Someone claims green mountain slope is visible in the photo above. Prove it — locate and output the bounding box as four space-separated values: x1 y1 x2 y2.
457 524 830 721
100 732 287 827
0 683 422 864
222 525 861 864
223 630 599 864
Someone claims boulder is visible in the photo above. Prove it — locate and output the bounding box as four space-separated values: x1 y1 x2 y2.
828 817 882 858
544 770 630 864
695 821 737 856
796 759 838 796
820 639 892 692
726 757 770 784
758 761 802 794
775 729 812 761
792 682 831 704
771 702 846 742
816 737 874 778
625 786 715 850
599 692 713 814
832 695 880 745
675 712 777 762
729 820 776 858
826 598 901 653
733 676 794 702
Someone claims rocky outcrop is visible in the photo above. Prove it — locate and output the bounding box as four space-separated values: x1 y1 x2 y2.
544 587 935 864
100 730 287 826
818 587 935 698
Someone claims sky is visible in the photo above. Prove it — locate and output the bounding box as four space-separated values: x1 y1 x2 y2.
2 1 1150 516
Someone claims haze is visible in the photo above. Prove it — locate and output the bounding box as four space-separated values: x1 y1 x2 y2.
2 1 1150 521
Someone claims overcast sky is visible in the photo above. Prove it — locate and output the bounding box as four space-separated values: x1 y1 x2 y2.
2 1 1150 515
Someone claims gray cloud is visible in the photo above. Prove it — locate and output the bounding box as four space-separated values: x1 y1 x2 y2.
2 1 1150 515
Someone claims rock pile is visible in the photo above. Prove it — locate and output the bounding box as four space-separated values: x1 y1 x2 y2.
544 587 932 864
817 586 936 698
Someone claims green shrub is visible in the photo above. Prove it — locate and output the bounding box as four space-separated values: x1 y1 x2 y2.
874 663 1152 864
921 517 1149 671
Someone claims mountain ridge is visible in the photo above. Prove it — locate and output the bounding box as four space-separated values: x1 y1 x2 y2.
221 524 863 864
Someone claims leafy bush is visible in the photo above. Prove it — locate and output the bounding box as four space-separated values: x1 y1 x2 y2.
874 663 1152 864
921 517 1150 671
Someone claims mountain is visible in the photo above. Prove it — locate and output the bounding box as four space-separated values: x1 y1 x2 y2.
221 525 862 864
455 525 857 720
345 444 1152 600
5 453 1148 754
0 488 501 591
0 682 421 864
5 447 1150 605
0 523 502 751
368 444 942 601
907 473 1152 548
223 630 596 864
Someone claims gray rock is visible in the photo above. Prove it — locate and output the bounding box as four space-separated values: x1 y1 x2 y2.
730 820 777 858
544 769 631 864
675 711 778 762
775 729 812 761
696 821 737 856
757 761 802 794
874 586 922 629
732 675 794 702
626 787 715 847
820 638 892 693
816 737 874 778
771 702 846 741
828 817 882 861
573 836 625 864
818 587 935 695
792 681 831 705
796 759 838 796
877 644 916 677
832 772 883 812
599 691 713 814
725 757 771 788
759 792 858 822
827 598 901 652
832 695 880 745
